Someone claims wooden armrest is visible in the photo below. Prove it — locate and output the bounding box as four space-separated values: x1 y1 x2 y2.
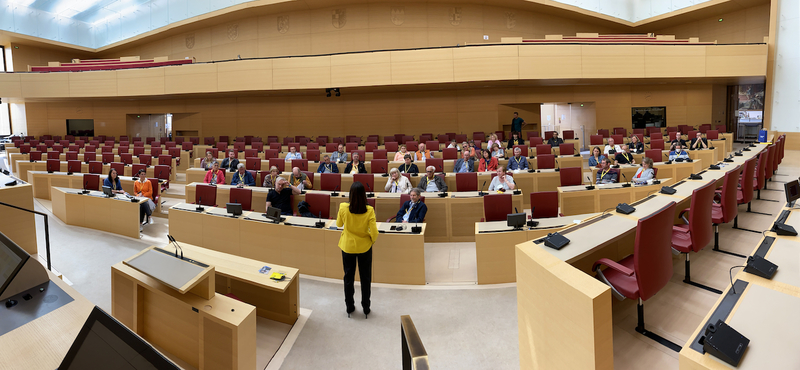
592 258 634 276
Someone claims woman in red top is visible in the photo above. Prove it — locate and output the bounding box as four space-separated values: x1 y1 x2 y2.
478 149 498 172
203 162 226 185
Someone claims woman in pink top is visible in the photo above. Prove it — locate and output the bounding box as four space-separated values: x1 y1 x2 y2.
203 162 226 185
486 133 501 151
393 144 409 162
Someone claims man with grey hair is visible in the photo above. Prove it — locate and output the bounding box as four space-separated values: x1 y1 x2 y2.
507 146 529 171
395 188 427 223
230 163 255 187
417 166 447 192
266 177 301 215
289 167 312 190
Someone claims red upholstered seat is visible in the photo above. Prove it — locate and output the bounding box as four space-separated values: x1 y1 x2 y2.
597 255 640 298
455 172 478 192
530 192 558 218
482 194 512 222
230 187 252 211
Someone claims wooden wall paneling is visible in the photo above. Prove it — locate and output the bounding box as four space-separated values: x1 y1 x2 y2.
311 29 371 56
630 85 687 107
92 101 137 137
117 68 166 97
581 45 646 78
705 44 768 77
25 102 49 136
0 74 22 97
217 59 274 92
519 45 582 80
453 45 519 82
331 51 392 87
68 70 118 97
190 98 237 139
164 63 219 94
390 48 454 85
211 17 259 48
272 55 331 90
211 40 260 62
20 73 70 98
173 113 203 136
644 45 706 78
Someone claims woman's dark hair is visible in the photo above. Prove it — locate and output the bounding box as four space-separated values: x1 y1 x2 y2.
482 149 491 159
108 168 117 179
348 181 368 214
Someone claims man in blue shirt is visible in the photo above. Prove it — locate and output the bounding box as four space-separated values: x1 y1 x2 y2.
511 112 525 134
316 155 339 173
507 147 529 171
454 150 475 173
230 163 256 187
395 189 427 223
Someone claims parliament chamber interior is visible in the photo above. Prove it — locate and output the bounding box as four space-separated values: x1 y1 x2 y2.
1 0 800 369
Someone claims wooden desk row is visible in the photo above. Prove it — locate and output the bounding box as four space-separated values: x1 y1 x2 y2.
589 159 703 185
18 161 175 181
183 185 523 243
0 172 37 255
168 204 428 284
51 187 148 239
8 151 181 175
514 143 765 369
558 178 674 216
680 205 800 369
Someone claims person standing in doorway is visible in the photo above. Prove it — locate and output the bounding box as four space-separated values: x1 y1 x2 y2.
511 112 526 134
336 181 378 318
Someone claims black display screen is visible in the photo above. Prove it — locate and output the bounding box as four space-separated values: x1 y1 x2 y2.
0 231 29 298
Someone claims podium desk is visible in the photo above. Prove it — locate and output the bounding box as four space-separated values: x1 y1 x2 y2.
112 259 257 370
184 185 523 242
557 179 671 216
169 204 429 284
51 187 148 239
0 173 37 255
0 269 94 370
475 213 599 284
590 160 702 185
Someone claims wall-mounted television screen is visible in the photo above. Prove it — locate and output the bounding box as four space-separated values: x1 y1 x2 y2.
632 106 666 128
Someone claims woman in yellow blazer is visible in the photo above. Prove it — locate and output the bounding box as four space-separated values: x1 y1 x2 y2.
337 181 378 318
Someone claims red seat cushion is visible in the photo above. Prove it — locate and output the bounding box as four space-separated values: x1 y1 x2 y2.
671 225 692 253
711 203 724 224
600 255 640 300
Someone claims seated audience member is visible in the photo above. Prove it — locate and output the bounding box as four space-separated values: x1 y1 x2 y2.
604 137 622 155
398 154 419 174
385 168 412 194
486 133 501 151
285 146 302 160
455 150 475 173
221 150 239 172
203 162 226 185
230 163 256 187
414 143 434 161
200 151 217 170
417 166 448 192
395 188 427 223
345 152 367 174
596 158 617 184
488 166 515 192
133 168 154 227
506 131 524 149
478 149 498 172
317 155 340 173
588 146 606 167
629 135 644 153
669 143 690 161
447 141 458 149
690 131 709 150
614 144 635 165
507 147 529 171
460 141 475 159
672 130 687 147
266 177 301 215
262 166 281 189
289 167 312 190
104 168 125 194
331 144 348 163
547 131 564 147
394 144 410 162
491 143 504 158
632 157 655 184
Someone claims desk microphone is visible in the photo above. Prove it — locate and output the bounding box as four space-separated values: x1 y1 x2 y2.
554 158 560 172
573 147 581 157
366 183 374 198
316 212 325 228
82 180 90 194
331 185 340 197
621 172 631 187
478 181 487 196
664 152 672 165
196 197 204 212
167 235 184 259
381 166 389 177
585 175 595 190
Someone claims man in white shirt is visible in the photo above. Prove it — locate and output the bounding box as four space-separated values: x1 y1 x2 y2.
285 146 302 160
604 137 622 155
330 144 348 163
488 166 516 192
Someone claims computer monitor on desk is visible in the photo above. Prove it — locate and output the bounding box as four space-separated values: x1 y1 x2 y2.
507 213 526 230
59 306 180 369
265 206 286 223
102 186 114 198
784 180 800 207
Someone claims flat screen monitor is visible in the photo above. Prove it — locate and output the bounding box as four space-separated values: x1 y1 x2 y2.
102 185 114 197
59 306 180 370
266 206 284 222
784 180 800 206
507 213 526 229
226 203 242 216
0 231 30 298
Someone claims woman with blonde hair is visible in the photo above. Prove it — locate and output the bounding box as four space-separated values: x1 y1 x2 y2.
384 168 412 194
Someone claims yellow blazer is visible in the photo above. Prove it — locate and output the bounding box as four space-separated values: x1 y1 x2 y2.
336 203 378 254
